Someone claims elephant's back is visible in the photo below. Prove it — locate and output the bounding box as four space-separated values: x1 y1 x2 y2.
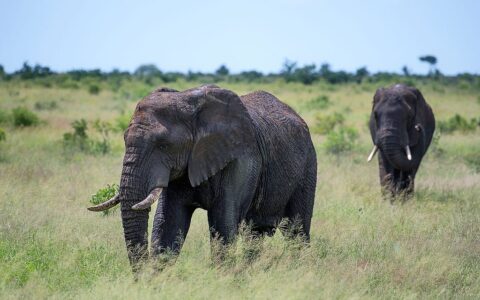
240 91 309 133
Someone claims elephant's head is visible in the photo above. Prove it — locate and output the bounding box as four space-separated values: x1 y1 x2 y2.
368 84 429 170
88 85 256 267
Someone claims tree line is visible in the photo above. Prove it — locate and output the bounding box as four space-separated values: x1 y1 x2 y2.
0 55 478 86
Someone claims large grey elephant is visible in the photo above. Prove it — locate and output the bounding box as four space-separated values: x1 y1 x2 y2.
367 84 435 199
88 85 317 270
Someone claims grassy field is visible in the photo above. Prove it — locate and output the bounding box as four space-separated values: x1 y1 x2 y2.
0 79 479 299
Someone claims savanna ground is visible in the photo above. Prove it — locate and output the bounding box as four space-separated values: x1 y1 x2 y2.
0 78 479 299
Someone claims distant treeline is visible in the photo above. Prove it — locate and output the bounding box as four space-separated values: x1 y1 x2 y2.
0 60 479 87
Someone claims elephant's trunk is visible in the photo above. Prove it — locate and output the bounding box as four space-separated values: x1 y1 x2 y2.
379 135 415 171
119 146 150 269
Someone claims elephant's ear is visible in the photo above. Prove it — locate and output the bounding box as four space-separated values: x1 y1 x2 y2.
369 88 384 143
188 87 256 187
372 88 385 106
409 87 434 146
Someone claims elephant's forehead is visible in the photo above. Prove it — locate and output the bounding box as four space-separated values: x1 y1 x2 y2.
386 86 415 99
140 92 196 110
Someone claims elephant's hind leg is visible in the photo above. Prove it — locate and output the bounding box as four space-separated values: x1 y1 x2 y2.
282 165 316 241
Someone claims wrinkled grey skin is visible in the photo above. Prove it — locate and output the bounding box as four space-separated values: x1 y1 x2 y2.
369 84 435 199
104 85 317 270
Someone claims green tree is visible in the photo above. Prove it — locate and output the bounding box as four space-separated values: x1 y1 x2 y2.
419 55 438 75
215 65 229 76
293 64 317 85
319 63 331 77
13 62 52 79
355 67 369 83
281 59 297 82
134 64 161 78
239 70 263 82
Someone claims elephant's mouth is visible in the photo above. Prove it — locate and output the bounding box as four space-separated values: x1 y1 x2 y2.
367 144 412 161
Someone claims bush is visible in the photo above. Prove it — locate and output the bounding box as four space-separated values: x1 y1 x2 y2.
438 114 477 133
63 119 90 152
0 128 5 141
324 126 359 154
12 107 40 127
0 109 11 124
114 114 132 132
89 84 101 95
305 95 330 110
63 119 112 155
312 112 345 134
91 120 112 155
89 184 119 216
34 101 57 111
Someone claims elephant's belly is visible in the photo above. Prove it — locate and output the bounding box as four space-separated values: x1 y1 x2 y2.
245 185 296 228
245 214 281 232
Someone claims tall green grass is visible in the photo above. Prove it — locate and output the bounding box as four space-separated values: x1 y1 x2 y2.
0 80 479 299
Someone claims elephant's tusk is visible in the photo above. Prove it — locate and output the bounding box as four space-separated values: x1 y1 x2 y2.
367 145 378 162
131 187 163 210
87 194 120 212
405 146 412 161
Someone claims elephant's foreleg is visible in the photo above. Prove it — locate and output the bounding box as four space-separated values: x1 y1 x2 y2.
151 187 194 267
397 169 417 200
207 198 241 262
207 157 260 261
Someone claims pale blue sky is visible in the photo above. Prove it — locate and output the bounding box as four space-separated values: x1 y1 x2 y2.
1 0 479 75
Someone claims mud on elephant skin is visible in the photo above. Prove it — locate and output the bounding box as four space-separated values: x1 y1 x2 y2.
367 84 435 200
88 84 317 271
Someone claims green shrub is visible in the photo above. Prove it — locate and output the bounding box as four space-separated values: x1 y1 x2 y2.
305 95 330 110
12 107 40 127
63 119 112 155
91 120 112 155
114 114 132 132
324 126 359 154
89 184 119 216
0 127 5 141
89 84 101 95
34 101 58 111
132 85 152 99
312 112 345 134
63 119 90 152
0 109 11 124
438 114 477 133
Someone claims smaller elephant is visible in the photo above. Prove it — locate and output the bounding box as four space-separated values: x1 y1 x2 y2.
367 84 435 199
